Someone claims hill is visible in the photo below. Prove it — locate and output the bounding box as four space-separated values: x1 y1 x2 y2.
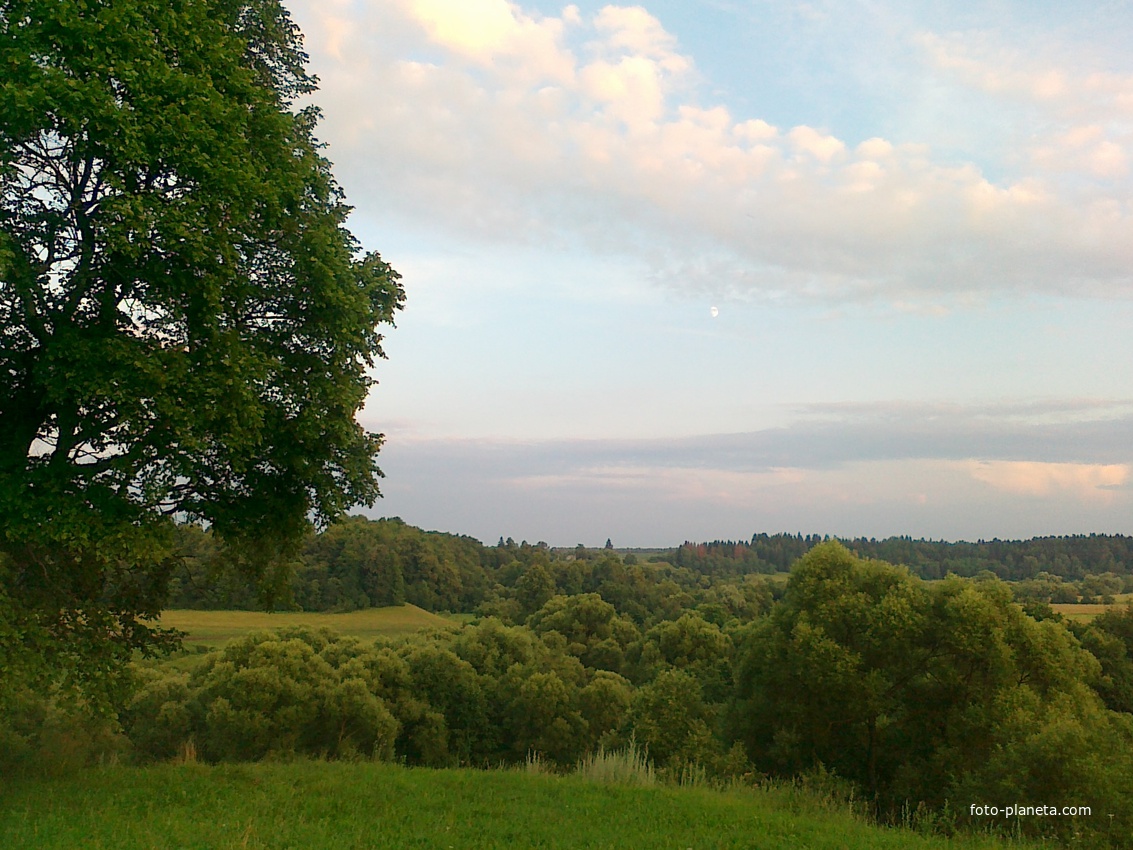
0 761 1036 850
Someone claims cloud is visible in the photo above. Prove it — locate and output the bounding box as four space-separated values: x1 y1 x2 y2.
397 0 576 82
915 32 1070 101
363 400 1133 544
788 125 846 162
371 448 1133 545
963 461 1128 499
291 1 1133 305
374 398 1133 479
915 32 1133 114
916 32 1133 184
371 401 1125 543
508 464 809 506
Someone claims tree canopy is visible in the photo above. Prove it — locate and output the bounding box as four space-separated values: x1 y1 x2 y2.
0 0 403 703
733 542 1115 814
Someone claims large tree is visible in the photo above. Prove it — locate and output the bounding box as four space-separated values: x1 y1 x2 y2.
0 0 403 704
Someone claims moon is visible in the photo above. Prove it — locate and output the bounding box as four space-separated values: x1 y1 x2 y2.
709 306 719 318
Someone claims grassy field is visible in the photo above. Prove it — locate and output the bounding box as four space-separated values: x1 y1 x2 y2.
1052 603 1113 622
1051 595 1133 622
156 605 457 647
0 761 1036 850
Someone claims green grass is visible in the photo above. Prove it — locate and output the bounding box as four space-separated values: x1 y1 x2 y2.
0 761 1034 850
154 605 457 647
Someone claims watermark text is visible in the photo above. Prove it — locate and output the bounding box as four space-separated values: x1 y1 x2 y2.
970 804 1091 817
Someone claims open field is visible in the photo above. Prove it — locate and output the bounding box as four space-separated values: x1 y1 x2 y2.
155 605 457 647
0 761 1037 850
1053 603 1116 622
1051 595 1133 622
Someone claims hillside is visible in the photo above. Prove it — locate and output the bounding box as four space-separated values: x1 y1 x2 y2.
0 761 1037 850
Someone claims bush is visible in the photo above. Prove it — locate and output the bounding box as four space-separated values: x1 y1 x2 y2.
0 688 126 776
124 629 399 762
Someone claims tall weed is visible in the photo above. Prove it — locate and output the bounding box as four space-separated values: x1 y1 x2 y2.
575 737 656 787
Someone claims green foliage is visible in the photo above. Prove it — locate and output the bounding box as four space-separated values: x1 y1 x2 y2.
505 669 587 763
630 669 718 769
170 517 496 615
527 592 639 674
17 525 1132 846
578 671 633 751
735 543 931 794
120 669 192 763
125 628 399 762
400 643 488 765
162 519 791 633
0 685 125 777
165 523 268 610
0 0 403 702
297 516 407 610
1074 602 1133 713
639 612 731 699
952 693 1133 846
687 532 1133 585
515 562 556 617
734 541 1130 845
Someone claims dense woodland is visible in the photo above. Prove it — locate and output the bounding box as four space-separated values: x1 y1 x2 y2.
680 533 1133 585
170 518 1133 613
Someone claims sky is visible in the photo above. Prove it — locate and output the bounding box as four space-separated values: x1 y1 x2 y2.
283 0 1133 546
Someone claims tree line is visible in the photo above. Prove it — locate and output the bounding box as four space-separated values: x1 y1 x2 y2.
169 519 1133 616
678 532 1133 588
167 517 775 624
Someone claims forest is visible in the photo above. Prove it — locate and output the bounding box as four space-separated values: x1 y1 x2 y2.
679 533 1133 585
170 517 1133 613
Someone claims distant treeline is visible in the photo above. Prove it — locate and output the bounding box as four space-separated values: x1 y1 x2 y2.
169 518 773 622
171 521 1133 615
677 532 1133 587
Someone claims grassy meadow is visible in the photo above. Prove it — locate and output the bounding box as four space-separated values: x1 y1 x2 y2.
156 604 457 647
0 760 1036 850
1049 594 1133 621
1051 602 1115 622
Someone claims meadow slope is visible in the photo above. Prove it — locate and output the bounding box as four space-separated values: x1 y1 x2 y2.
156 605 456 646
0 761 1039 850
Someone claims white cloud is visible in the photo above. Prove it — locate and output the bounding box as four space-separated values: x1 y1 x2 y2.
963 461 1129 499
917 33 1133 185
579 55 668 127
405 0 519 59
916 33 1068 101
359 397 1133 541
787 125 846 163
293 1 1133 305
396 0 576 82
592 5 689 73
